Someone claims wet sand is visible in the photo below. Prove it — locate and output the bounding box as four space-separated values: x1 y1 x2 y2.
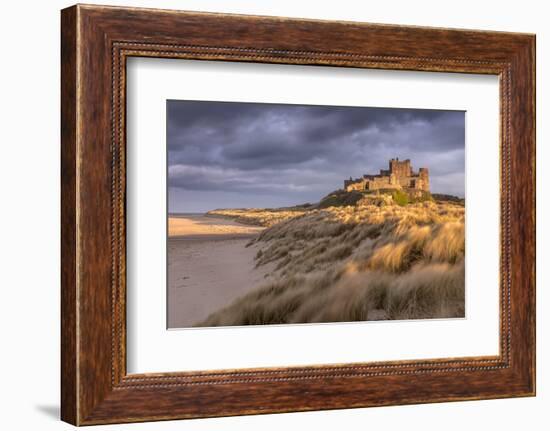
168 214 271 328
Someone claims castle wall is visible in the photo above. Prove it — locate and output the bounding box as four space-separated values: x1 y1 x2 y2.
365 176 400 191
346 180 366 191
397 176 412 188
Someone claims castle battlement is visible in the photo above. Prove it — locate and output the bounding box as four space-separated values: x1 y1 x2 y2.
344 158 430 193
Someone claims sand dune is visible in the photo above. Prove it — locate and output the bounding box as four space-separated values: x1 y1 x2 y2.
198 199 466 327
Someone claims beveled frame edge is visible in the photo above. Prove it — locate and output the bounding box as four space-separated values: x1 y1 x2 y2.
61 4 535 426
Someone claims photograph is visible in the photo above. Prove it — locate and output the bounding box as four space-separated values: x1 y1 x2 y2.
167 100 466 328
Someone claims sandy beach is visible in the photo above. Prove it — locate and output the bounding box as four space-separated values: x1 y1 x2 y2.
167 214 271 328
169 213 265 238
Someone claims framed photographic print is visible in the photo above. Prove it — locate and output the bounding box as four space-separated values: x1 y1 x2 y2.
164 101 465 330
61 4 536 425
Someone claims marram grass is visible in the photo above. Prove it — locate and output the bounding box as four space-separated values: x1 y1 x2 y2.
198 197 465 326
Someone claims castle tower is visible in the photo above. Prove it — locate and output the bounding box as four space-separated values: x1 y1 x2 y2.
418 167 430 191
389 158 412 179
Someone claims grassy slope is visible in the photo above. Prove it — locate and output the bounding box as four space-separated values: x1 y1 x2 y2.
198 195 465 326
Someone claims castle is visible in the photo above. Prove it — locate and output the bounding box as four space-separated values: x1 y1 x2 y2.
344 158 430 193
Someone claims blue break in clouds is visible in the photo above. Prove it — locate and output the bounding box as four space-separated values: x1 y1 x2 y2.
167 100 465 213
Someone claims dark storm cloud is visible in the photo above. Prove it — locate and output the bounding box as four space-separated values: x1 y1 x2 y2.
167 100 465 212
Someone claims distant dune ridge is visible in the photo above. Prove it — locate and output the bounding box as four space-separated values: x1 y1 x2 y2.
196 193 465 326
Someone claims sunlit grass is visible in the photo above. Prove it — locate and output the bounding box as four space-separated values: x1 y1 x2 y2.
197 197 465 326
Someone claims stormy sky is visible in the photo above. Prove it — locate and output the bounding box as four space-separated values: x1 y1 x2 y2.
167 100 465 213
